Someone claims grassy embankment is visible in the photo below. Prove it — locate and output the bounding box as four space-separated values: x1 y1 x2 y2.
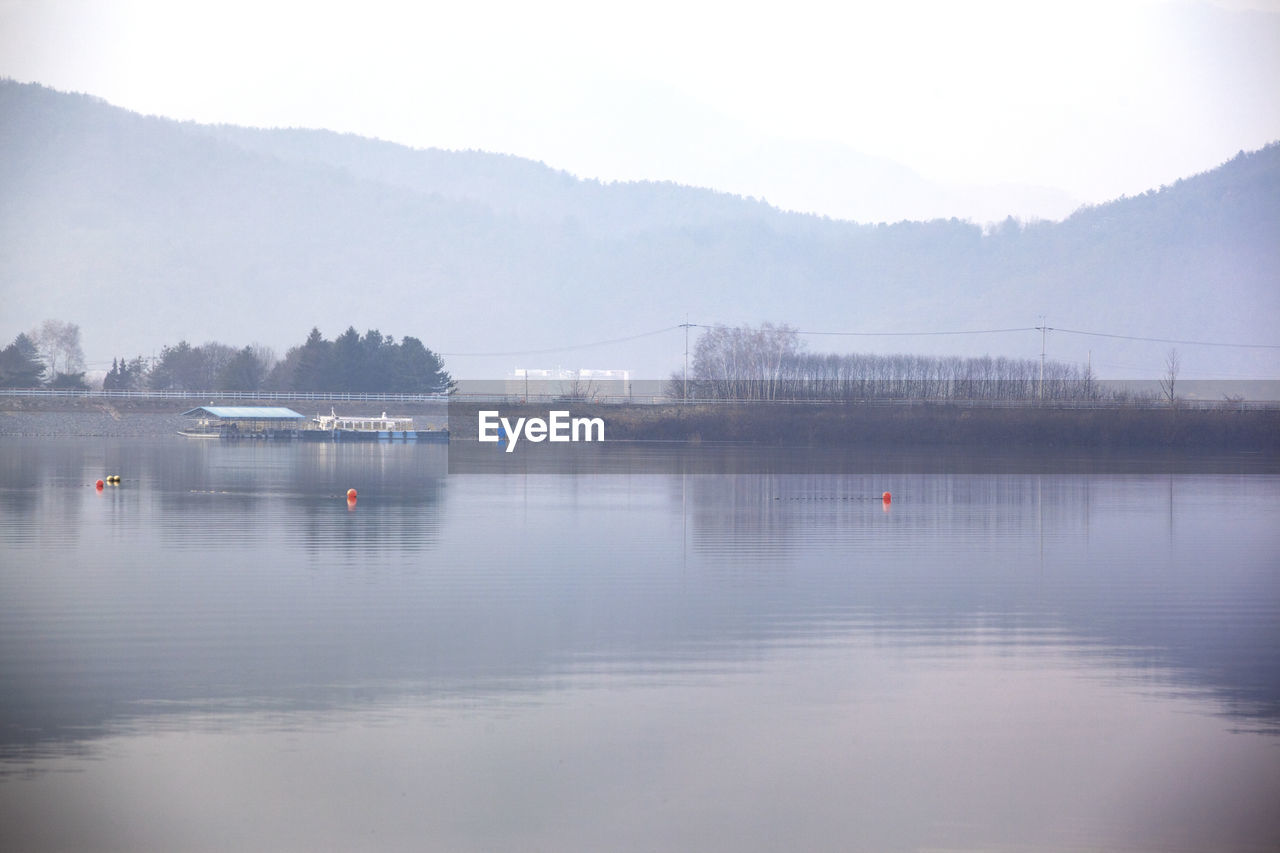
5 396 1275 450
449 401 1280 452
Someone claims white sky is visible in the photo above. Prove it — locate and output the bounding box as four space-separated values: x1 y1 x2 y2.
2 0 1279 216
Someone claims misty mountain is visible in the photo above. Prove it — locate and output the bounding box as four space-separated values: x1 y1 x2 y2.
1 80 1277 380
203 122 1079 231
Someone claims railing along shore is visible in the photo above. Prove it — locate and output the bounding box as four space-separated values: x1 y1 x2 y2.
2 388 1276 411
0 389 450 403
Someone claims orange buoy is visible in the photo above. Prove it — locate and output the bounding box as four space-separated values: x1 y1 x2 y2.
882 491 891 503
346 488 357 500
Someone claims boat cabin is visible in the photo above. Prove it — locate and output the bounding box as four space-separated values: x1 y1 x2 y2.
313 411 416 433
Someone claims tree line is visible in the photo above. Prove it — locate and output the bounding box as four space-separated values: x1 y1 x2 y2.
3 322 452 394
0 320 89 389
671 323 1110 402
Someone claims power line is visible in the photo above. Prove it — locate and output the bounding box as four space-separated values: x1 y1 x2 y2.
800 326 1037 337
696 321 1278 350
434 321 1279 360
1048 326 1280 350
691 324 1036 337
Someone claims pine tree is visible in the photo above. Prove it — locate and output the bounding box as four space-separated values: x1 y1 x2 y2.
0 333 46 388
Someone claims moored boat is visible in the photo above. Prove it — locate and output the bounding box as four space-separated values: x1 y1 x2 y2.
176 427 222 439
177 406 446 441
310 410 447 441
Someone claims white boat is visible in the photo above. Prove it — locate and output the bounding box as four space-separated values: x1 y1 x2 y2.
310 410 439 441
176 427 222 439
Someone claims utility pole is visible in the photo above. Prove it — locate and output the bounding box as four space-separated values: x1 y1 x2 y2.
1037 316 1046 401
680 316 692 403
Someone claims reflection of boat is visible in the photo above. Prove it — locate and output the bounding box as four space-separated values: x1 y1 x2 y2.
308 410 448 442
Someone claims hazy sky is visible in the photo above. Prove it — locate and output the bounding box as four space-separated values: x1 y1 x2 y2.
3 0 1279 218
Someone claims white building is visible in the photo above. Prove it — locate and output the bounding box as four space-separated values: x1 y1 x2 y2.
508 367 631 399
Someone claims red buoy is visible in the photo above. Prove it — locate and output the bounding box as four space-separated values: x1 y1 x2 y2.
347 488 357 500
882 491 891 503
95 479 104 489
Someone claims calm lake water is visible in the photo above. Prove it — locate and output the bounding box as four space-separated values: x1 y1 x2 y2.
2 437 1278 852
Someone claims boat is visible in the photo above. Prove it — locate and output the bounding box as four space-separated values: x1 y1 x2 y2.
308 410 448 442
177 406 447 441
176 426 222 439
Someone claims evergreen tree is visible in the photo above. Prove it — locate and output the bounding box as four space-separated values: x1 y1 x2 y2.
104 358 123 390
0 333 46 388
48 371 89 390
238 327 452 394
331 327 363 392
358 329 396 392
103 356 148 390
216 346 265 391
397 336 453 393
148 341 198 390
292 327 333 392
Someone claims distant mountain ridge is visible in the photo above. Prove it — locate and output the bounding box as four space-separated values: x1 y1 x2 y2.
200 121 1080 228
1 80 1277 379
196 123 809 237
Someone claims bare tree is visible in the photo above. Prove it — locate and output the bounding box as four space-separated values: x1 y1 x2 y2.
30 319 85 378
691 323 801 400
1219 393 1245 412
556 371 598 402
249 343 278 376
677 321 1123 403
1159 348 1180 405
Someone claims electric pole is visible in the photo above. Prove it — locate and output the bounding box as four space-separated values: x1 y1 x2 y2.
680 316 691 403
1037 317 1047 401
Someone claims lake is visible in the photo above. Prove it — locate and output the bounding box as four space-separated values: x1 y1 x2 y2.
1 436 1278 852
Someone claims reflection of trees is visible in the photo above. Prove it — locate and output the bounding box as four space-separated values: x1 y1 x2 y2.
4 441 1277 767
154 442 448 552
0 439 100 542
1 439 452 765
677 458 1280 730
0 439 48 525
678 453 1100 564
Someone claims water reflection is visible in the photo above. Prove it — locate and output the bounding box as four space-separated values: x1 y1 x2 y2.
679 464 1279 728
1 439 1278 762
156 442 448 554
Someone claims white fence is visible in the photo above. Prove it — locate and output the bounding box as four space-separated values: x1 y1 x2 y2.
0 389 449 403
2 388 1276 411
449 393 1278 411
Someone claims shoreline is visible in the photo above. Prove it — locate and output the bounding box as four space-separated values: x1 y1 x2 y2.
4 399 1278 452
0 396 449 437
448 401 1280 453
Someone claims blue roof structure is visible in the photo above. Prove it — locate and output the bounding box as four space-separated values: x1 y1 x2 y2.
182 406 306 420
